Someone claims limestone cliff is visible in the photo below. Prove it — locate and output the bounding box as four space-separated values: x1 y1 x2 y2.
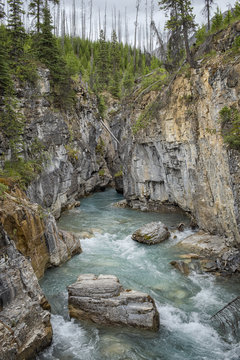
0 225 52 359
114 23 240 245
17 72 117 218
0 181 82 279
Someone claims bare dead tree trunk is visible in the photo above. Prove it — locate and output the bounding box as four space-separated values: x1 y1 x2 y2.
118 10 122 43
72 0 76 37
61 8 65 49
134 0 140 73
145 0 148 52
104 2 107 37
150 0 154 52
124 7 129 44
89 0 93 40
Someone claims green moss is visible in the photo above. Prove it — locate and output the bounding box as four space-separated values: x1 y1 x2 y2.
96 138 105 156
219 106 240 150
114 170 123 178
65 144 78 161
98 169 105 176
0 183 8 197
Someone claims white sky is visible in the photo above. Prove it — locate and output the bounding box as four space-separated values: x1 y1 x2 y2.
61 0 237 45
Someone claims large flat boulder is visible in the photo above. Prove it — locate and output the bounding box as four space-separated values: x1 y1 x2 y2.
68 274 159 331
132 221 170 245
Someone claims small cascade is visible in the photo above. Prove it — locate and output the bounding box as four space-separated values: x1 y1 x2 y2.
211 296 240 339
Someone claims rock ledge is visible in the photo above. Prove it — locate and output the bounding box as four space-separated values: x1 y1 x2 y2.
68 274 159 331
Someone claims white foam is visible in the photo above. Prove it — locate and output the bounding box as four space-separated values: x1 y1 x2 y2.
37 315 99 360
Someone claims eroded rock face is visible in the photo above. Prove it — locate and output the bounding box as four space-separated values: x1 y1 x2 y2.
132 221 170 245
0 186 81 278
15 74 119 218
68 274 159 331
115 25 240 245
0 225 52 359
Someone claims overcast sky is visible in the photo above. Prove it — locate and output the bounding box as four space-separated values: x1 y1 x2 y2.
61 0 237 45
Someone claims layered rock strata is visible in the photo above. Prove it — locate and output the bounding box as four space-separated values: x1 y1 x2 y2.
114 25 240 244
0 184 81 278
68 274 159 331
0 225 52 360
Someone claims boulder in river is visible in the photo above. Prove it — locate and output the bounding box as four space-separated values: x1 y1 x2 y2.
68 274 159 331
132 221 170 245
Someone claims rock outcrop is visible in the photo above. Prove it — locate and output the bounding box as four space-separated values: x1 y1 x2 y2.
20 73 119 218
112 23 240 245
68 274 159 331
0 183 81 278
132 221 170 245
0 225 52 359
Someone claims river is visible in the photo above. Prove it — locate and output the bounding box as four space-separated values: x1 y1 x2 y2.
37 188 240 360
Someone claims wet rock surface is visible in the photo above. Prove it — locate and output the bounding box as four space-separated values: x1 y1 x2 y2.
68 274 159 331
0 225 52 359
132 221 170 245
0 186 82 278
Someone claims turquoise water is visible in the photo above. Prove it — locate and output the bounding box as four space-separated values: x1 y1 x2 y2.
38 189 240 360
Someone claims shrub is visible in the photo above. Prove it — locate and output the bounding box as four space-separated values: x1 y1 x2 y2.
219 106 240 150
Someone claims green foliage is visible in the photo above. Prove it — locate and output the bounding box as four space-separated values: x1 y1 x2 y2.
232 35 240 53
219 106 240 150
32 4 74 108
0 25 12 95
96 138 105 156
0 182 8 196
233 1 240 17
0 96 24 158
195 25 207 46
98 169 105 177
211 7 223 32
114 170 123 178
132 101 160 134
7 0 26 64
65 144 78 162
0 158 42 187
223 10 233 26
97 94 106 118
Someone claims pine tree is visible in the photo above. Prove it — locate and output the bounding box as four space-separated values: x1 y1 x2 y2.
211 7 223 31
28 0 59 33
0 1 5 19
0 25 12 97
34 2 72 107
7 0 25 63
109 30 121 98
159 0 196 67
96 29 109 90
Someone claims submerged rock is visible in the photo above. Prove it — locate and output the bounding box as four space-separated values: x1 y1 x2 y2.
132 221 170 245
170 260 190 276
68 274 159 331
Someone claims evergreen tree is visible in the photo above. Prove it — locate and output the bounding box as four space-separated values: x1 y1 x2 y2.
211 7 223 31
234 1 240 17
159 0 196 67
96 29 109 90
29 0 59 33
0 25 12 96
34 2 73 107
0 1 5 19
203 0 214 31
223 10 232 26
110 30 121 98
7 0 25 63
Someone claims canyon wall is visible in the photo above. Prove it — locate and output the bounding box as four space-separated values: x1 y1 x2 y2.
0 225 52 359
115 25 240 245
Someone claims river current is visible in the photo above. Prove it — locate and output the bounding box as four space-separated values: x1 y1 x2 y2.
38 189 240 360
